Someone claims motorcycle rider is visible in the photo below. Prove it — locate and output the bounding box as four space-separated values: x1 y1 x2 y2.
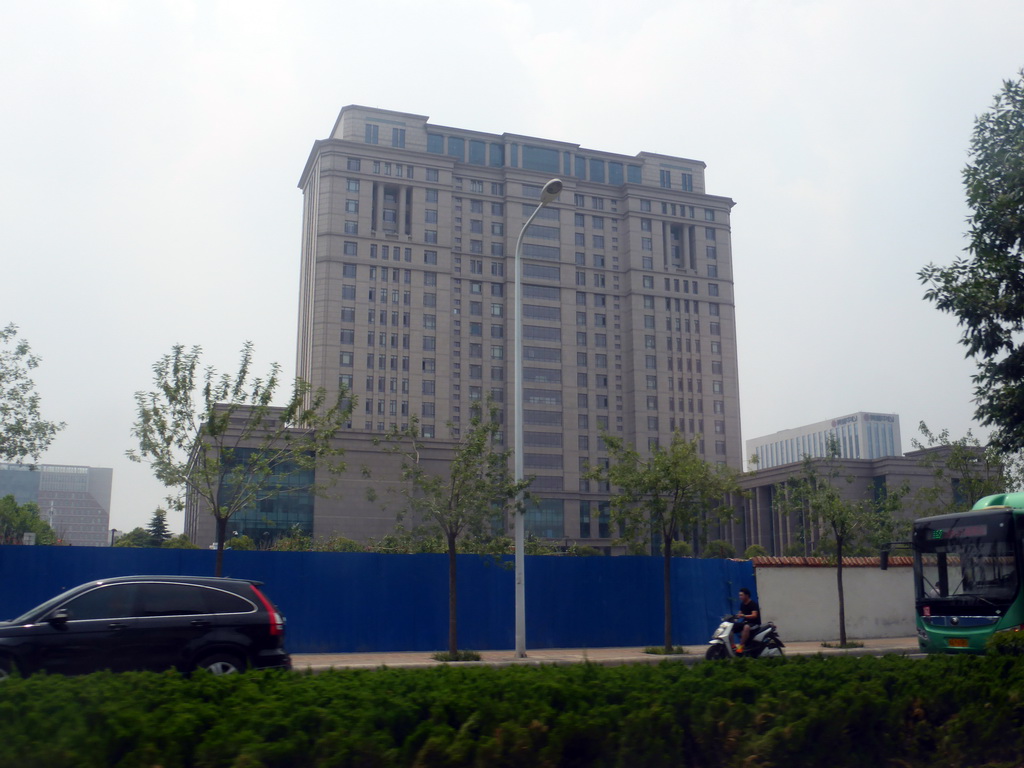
735 587 760 654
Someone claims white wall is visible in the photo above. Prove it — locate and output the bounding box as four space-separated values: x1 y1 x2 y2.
755 564 915 641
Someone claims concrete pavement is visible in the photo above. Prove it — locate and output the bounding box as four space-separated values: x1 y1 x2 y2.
290 636 921 672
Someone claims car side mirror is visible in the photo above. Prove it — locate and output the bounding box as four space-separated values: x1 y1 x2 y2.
48 609 70 626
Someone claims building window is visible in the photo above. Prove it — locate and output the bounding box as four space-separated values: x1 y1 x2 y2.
365 124 379 144
659 170 671 188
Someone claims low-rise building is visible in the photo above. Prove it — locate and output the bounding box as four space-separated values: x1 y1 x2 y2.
709 445 988 556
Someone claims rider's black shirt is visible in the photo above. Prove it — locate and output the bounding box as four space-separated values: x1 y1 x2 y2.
740 599 761 626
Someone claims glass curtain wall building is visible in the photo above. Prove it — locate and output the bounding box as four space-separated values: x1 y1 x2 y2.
0 463 112 546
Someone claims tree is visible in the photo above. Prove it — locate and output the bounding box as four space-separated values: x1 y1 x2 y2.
781 436 905 646
146 508 172 545
919 70 1024 453
0 495 57 545
702 539 736 559
0 324 65 463
113 527 155 548
162 534 199 549
380 404 528 656
587 432 743 652
910 421 1017 516
127 343 353 576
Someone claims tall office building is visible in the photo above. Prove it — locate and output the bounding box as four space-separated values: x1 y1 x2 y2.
293 106 741 546
0 462 112 546
746 412 902 470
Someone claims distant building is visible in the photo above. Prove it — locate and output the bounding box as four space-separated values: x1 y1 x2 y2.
746 412 901 470
0 463 112 547
711 445 989 557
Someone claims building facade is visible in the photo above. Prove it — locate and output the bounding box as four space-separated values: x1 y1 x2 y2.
0 463 112 547
746 412 902 470
712 446 984 557
290 106 742 547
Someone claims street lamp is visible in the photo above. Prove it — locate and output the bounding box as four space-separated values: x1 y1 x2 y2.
513 177 562 658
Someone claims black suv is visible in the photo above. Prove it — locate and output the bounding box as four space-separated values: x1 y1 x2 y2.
0 575 291 679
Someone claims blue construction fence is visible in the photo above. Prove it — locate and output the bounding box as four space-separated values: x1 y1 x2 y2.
0 546 754 653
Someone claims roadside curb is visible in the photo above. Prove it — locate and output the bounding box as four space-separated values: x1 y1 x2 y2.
291 637 921 673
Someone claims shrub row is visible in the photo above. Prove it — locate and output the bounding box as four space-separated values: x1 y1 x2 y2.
1 654 1024 767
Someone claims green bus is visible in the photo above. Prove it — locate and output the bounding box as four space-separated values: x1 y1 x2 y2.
913 493 1024 653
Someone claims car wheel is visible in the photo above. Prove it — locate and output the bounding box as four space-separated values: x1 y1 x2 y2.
705 644 729 661
196 653 246 675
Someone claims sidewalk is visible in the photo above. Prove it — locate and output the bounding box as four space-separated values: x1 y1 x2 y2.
291 636 921 672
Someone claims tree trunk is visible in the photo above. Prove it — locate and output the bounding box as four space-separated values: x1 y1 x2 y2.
836 536 846 646
214 515 227 577
663 532 673 651
447 532 458 655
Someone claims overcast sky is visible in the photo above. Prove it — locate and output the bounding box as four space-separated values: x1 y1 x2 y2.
2 0 1022 534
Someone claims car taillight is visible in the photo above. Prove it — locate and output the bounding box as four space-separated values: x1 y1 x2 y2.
250 585 285 637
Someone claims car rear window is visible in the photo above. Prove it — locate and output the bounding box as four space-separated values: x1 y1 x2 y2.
136 583 254 617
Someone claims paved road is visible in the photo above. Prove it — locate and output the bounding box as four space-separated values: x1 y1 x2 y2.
291 636 921 672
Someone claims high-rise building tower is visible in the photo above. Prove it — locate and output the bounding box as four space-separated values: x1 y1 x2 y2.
295 106 741 547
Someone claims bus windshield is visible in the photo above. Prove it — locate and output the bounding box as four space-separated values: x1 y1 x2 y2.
913 512 1019 608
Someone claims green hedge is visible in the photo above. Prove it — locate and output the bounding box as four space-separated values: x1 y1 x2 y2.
2 655 1024 767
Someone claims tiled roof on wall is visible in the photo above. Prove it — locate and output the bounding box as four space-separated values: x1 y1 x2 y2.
751 556 913 568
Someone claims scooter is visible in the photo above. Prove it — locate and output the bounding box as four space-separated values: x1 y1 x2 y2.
705 615 786 660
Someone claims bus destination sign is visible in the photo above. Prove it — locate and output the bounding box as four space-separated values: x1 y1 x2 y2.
929 524 988 540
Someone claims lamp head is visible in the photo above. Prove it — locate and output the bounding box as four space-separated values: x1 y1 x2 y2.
540 178 563 205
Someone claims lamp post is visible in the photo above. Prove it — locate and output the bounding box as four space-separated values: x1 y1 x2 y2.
513 177 563 658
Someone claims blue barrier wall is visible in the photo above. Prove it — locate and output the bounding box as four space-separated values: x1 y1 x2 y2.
0 546 754 653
